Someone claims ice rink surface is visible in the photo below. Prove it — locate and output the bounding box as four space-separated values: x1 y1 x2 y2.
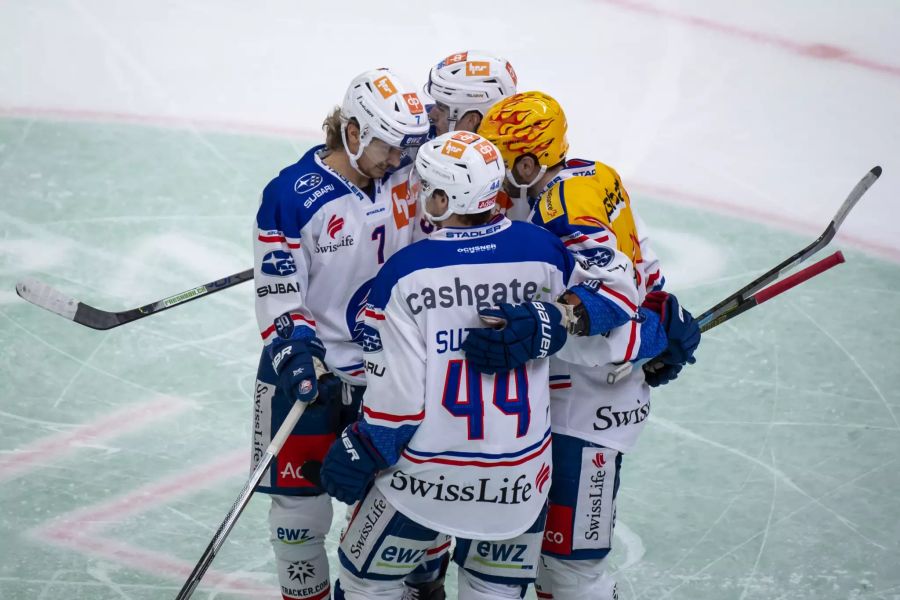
1 1 899 599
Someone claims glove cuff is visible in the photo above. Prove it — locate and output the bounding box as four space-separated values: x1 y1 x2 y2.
348 423 390 470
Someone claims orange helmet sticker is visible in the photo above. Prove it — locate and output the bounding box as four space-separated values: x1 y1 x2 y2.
443 51 468 65
466 61 491 76
440 140 467 159
403 93 425 114
373 76 397 99
451 131 479 144
474 140 498 164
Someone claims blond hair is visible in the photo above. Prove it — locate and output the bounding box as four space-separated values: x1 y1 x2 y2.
322 106 344 151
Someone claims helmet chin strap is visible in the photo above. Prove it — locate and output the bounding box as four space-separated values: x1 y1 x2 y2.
421 194 453 223
340 122 373 179
506 165 546 204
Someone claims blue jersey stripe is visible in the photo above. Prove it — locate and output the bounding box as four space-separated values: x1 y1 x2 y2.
404 427 551 460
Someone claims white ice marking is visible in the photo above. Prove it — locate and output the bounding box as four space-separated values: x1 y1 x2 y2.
650 416 887 550
0 309 168 395
657 455 897 599
52 334 109 408
612 520 646 572
737 446 778 600
793 302 900 429
84 565 134 600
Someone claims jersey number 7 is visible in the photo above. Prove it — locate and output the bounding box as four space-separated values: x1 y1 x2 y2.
441 359 530 440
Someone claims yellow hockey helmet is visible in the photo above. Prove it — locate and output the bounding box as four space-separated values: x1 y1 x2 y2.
477 91 569 170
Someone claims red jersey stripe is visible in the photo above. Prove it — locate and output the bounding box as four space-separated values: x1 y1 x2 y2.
363 405 425 423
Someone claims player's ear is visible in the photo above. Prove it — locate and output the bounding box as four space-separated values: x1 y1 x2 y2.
459 111 482 134
345 118 361 154
513 155 538 182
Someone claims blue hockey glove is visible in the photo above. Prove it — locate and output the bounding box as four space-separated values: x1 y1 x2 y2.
462 301 567 374
271 337 326 404
319 423 387 504
643 362 683 387
641 291 701 387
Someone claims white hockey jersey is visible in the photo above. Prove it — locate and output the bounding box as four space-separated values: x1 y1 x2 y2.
362 217 574 540
253 145 420 383
524 159 665 453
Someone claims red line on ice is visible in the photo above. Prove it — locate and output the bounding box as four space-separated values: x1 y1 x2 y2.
0 395 190 482
596 0 900 79
0 105 895 263
630 181 900 263
27 450 269 595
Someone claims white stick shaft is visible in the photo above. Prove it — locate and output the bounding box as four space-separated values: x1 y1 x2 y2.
174 400 307 600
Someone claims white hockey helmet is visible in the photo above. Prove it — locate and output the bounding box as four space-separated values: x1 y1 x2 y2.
425 51 518 132
411 131 505 222
341 68 431 176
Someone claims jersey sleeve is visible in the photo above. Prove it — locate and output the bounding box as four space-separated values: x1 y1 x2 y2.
357 262 425 465
539 166 665 365
634 212 665 294
254 178 318 360
532 172 640 318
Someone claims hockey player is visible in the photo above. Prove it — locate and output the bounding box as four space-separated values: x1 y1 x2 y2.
315 131 576 599
424 50 518 139
423 51 524 223
463 92 702 599
252 68 430 600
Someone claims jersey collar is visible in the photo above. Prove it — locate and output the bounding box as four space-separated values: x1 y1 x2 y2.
314 147 371 203
428 215 512 241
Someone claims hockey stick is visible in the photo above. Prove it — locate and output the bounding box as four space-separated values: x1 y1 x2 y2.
698 250 845 330
607 250 846 384
696 165 880 328
15 269 253 330
174 398 308 600
15 168 880 332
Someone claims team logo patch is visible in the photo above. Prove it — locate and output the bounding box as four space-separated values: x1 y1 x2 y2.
294 173 323 195
373 75 397 98
536 463 551 494
346 279 374 346
287 560 315 583
261 250 297 277
403 93 425 115
327 214 344 239
466 61 490 76
578 247 614 269
360 322 383 353
441 140 467 159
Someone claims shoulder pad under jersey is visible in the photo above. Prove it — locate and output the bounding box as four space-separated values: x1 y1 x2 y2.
262 145 351 231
